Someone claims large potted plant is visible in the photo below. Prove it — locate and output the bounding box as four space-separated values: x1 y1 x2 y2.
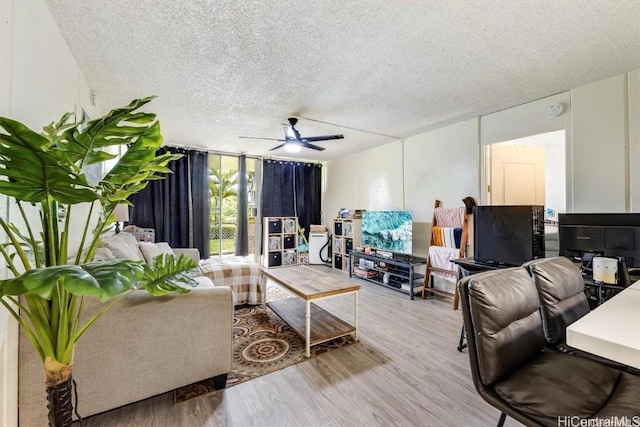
0 97 197 426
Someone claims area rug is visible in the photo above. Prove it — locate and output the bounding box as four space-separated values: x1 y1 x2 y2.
173 301 355 403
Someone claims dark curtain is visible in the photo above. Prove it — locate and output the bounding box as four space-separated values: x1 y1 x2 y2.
261 160 322 243
235 155 249 255
129 147 210 259
189 151 210 259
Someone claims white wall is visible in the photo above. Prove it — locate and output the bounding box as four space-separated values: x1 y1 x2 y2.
324 125 479 259
630 69 640 211
324 140 404 224
0 1 13 425
545 137 566 219
571 74 627 212
480 91 572 204
481 92 571 145
0 0 10 117
325 69 639 259
0 1 96 425
403 118 479 257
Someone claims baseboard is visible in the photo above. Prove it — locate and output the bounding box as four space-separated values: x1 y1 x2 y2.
0 310 18 427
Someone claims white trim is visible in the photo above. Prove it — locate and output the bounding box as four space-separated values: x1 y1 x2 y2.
0 309 18 427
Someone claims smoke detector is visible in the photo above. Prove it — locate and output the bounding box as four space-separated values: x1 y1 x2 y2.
547 103 564 118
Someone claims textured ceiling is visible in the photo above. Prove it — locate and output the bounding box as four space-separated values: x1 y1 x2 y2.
44 0 640 161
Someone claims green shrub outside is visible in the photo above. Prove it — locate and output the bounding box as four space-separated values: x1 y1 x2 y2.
210 224 236 239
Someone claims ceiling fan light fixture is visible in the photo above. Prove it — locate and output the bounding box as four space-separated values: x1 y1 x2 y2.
284 141 301 153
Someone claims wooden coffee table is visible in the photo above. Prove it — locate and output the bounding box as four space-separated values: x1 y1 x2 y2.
263 265 360 357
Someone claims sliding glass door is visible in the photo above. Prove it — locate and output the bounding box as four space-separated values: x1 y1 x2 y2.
209 155 257 257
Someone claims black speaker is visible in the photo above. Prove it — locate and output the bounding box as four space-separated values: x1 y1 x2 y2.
474 205 545 266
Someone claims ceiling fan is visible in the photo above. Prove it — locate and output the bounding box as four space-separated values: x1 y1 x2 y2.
240 117 344 152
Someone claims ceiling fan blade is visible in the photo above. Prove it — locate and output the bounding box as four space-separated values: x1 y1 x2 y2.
301 142 326 151
303 134 344 142
239 136 285 142
269 143 286 151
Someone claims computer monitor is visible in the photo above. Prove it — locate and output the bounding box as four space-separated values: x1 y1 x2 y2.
474 205 545 266
558 213 640 268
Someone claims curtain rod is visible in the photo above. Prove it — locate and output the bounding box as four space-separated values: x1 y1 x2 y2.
163 144 323 165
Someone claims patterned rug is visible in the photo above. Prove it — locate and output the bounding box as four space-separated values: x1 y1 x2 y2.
173 292 355 403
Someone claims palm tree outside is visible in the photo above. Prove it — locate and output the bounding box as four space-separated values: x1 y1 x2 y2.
209 154 257 257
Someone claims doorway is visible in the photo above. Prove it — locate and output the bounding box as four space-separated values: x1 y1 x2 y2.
486 130 566 221
208 155 257 258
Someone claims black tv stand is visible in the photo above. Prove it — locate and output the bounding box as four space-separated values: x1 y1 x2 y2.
349 251 426 300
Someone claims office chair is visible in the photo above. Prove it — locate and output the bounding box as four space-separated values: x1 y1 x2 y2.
459 267 640 426
524 256 590 350
526 256 640 374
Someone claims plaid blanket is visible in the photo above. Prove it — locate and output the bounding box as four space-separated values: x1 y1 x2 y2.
199 256 266 306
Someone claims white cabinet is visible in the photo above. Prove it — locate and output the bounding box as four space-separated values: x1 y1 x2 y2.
263 217 298 268
332 218 361 272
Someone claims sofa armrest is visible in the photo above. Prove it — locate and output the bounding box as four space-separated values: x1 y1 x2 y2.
19 286 233 425
173 247 201 263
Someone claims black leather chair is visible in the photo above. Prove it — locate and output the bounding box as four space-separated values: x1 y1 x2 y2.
458 267 640 426
526 256 640 374
524 256 589 351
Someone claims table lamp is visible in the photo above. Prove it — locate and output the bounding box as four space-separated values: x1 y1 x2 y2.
113 204 129 234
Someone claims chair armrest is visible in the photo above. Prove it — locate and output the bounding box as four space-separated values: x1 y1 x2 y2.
173 247 200 263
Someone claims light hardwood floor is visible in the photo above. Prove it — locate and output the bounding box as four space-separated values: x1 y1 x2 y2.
78 265 523 426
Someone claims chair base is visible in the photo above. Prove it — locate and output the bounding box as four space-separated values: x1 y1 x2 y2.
497 412 506 427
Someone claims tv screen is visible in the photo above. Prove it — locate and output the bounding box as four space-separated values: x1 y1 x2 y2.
361 210 413 254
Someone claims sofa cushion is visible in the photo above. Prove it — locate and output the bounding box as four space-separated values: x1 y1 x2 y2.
99 232 145 262
138 242 163 265
138 242 177 265
94 247 116 261
494 351 621 424
155 242 175 256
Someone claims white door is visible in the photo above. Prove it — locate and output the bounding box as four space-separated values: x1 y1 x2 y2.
490 145 545 205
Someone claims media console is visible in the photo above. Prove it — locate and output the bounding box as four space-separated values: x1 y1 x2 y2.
349 251 426 300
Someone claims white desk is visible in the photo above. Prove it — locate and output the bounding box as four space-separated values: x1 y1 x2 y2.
566 282 640 369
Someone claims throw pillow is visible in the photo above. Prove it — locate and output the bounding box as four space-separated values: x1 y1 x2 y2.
99 232 145 262
138 242 163 265
155 242 175 256
94 247 116 261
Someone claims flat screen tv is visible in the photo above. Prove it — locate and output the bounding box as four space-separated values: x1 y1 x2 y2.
361 210 413 254
558 213 640 268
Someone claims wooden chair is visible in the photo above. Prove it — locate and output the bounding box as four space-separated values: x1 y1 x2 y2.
421 199 470 309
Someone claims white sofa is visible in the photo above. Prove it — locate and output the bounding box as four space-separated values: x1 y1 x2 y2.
18 232 233 426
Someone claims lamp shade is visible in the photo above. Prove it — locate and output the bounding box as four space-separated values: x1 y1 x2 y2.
113 204 129 222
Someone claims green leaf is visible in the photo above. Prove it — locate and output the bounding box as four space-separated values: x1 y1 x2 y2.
0 118 98 204
0 276 27 296
0 260 144 302
50 97 157 168
0 97 196 369
139 254 198 296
